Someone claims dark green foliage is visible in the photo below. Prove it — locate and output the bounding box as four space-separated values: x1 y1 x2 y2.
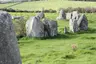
62 54 76 59
1 7 96 13
13 18 26 39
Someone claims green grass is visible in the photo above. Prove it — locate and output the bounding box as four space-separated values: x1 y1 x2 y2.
0 1 96 11
9 12 96 64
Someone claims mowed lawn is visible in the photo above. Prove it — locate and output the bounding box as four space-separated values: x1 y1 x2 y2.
10 12 96 64
0 1 96 11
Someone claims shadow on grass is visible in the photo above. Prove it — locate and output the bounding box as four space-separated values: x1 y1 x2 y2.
77 28 96 34
18 28 96 40
18 33 79 41
43 33 79 40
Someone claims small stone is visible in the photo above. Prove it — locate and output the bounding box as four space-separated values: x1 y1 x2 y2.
69 19 79 33
56 9 66 20
64 27 67 34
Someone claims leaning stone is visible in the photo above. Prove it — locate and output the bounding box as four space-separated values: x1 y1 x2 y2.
0 11 22 64
56 9 66 20
26 16 44 37
77 14 88 30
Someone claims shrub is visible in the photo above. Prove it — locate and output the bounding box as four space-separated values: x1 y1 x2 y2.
59 7 96 13
13 18 26 39
0 7 96 13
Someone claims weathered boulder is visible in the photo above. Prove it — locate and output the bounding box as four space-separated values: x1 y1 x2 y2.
69 19 79 33
43 19 58 37
56 9 66 20
0 11 22 64
72 11 80 20
26 16 44 37
77 14 88 30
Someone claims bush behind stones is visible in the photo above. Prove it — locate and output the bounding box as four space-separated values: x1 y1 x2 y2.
0 7 96 13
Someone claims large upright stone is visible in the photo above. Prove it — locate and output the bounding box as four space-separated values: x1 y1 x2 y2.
56 9 66 20
0 11 22 64
69 19 79 33
26 16 44 37
43 19 58 37
77 14 88 30
11 16 24 20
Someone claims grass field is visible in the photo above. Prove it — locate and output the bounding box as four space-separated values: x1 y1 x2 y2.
0 1 96 11
10 12 96 64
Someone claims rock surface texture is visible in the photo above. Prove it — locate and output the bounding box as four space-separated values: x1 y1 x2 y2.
26 16 44 37
77 14 88 30
43 19 58 37
0 11 22 64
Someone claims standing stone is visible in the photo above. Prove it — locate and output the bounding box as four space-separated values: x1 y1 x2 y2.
64 27 67 34
69 19 79 33
72 11 80 20
43 19 58 37
56 9 66 20
0 11 22 64
77 14 88 30
26 16 44 37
